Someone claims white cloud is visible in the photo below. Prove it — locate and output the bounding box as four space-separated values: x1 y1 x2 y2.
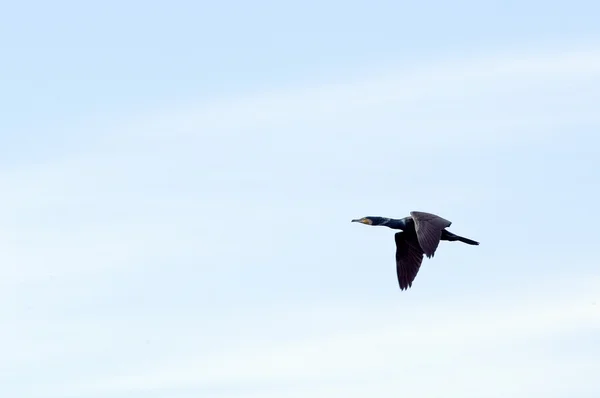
60 273 600 397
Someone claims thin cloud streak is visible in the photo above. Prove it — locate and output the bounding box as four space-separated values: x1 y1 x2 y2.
120 45 600 138
62 274 600 396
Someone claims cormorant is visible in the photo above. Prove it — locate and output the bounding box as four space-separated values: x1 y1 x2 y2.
351 211 479 290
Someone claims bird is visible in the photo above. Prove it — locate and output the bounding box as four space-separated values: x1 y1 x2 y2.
351 211 479 290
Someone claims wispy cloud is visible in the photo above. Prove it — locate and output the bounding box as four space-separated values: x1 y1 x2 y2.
119 44 600 140
60 274 600 397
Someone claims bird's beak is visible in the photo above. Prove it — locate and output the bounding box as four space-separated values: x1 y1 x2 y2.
351 218 372 224
351 219 360 222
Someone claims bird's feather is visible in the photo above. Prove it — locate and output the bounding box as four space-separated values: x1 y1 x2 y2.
394 231 425 290
410 211 452 258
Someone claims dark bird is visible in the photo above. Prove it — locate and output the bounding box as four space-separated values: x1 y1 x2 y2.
351 211 479 290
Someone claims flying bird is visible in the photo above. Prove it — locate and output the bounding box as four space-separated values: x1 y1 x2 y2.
351 211 479 290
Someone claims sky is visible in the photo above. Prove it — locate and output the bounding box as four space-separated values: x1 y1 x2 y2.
1 1 600 397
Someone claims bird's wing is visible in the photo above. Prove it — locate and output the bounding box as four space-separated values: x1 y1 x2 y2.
410 211 452 258
395 232 425 290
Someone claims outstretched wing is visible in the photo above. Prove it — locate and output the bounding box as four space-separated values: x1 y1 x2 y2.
394 232 425 290
410 211 452 258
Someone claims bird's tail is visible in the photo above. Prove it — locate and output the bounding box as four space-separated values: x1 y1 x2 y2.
455 235 479 245
443 230 479 245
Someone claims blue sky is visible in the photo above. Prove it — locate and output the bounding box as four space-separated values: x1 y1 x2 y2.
1 1 600 397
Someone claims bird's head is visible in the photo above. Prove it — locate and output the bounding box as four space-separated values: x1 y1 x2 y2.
351 216 387 226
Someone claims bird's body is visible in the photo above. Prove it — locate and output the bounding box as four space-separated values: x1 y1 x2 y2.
351 211 478 290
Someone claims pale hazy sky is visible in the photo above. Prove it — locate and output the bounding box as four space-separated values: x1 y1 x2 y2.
1 1 600 397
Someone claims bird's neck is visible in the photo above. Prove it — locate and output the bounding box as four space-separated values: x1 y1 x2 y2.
382 217 408 230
